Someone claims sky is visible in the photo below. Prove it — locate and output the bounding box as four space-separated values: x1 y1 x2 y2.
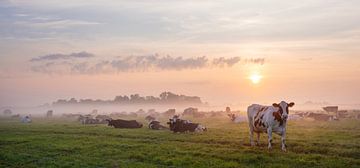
0 0 360 108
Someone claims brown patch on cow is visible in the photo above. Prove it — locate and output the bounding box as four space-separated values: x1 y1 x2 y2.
254 107 269 128
273 111 283 126
255 107 268 121
260 107 269 112
278 107 284 114
254 118 266 128
255 109 262 119
260 114 264 120
254 119 260 127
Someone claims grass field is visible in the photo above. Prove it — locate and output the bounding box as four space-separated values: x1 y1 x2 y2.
0 117 359 168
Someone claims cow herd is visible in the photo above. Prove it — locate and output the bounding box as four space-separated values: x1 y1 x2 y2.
101 115 208 133
64 101 294 151
4 101 360 151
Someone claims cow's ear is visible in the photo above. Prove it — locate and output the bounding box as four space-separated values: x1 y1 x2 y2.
272 103 279 107
288 102 295 107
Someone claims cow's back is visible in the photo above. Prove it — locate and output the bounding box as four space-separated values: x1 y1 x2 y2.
111 119 140 128
247 104 263 121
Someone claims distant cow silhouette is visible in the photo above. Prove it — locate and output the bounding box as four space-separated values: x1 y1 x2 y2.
107 119 143 128
46 110 53 117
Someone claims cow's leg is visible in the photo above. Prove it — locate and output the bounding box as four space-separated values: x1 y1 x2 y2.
249 126 255 146
267 127 273 150
256 132 260 145
281 130 287 152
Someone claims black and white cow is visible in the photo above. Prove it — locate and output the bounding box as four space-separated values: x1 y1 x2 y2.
148 121 168 130
247 101 294 151
107 119 143 128
167 116 207 133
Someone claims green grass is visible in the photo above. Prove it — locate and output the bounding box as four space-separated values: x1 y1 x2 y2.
0 117 359 168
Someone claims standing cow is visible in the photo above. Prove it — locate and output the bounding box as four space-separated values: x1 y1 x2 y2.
247 101 294 151
46 110 53 118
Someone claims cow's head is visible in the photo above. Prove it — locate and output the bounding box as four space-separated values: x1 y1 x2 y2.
106 119 112 126
227 113 236 121
167 118 175 131
272 101 295 120
137 123 143 128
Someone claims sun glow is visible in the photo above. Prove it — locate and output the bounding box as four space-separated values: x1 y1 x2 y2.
250 73 262 84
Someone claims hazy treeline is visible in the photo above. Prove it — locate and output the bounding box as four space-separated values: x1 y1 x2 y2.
53 92 203 106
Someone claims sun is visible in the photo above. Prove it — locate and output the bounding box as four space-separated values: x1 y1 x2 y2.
250 73 262 84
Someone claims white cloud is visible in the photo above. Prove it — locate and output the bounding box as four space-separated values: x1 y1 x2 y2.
29 52 265 74
15 19 103 29
30 51 94 62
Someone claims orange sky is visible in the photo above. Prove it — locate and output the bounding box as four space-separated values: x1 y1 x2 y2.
1 56 359 107
0 1 360 108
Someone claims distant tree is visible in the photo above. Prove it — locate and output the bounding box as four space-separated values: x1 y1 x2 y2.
3 109 12 115
52 92 203 105
68 98 77 104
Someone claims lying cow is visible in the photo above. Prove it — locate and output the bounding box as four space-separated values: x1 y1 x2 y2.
107 119 143 128
167 116 207 133
247 101 294 151
82 118 106 124
21 115 32 123
148 121 168 130
227 113 247 123
306 112 334 121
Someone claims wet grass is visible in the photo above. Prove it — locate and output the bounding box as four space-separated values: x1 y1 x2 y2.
0 117 359 168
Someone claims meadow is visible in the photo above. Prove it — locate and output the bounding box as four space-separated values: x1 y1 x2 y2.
0 117 359 168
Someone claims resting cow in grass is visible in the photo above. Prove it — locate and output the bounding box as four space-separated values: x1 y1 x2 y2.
247 101 294 151
21 115 32 123
227 113 247 123
148 121 168 130
107 119 143 128
167 116 207 133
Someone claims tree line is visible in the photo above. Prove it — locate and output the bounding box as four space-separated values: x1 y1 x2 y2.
53 92 203 105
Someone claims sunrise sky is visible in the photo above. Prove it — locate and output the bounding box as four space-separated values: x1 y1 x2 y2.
1 0 360 108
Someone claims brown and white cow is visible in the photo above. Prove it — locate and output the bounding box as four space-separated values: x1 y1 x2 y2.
247 101 294 151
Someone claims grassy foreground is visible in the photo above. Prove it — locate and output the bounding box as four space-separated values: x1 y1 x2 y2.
0 117 359 168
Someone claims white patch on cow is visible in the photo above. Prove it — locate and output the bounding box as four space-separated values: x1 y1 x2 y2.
21 116 32 123
195 125 206 132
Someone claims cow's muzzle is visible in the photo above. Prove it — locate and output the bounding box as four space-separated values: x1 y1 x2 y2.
282 115 288 121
